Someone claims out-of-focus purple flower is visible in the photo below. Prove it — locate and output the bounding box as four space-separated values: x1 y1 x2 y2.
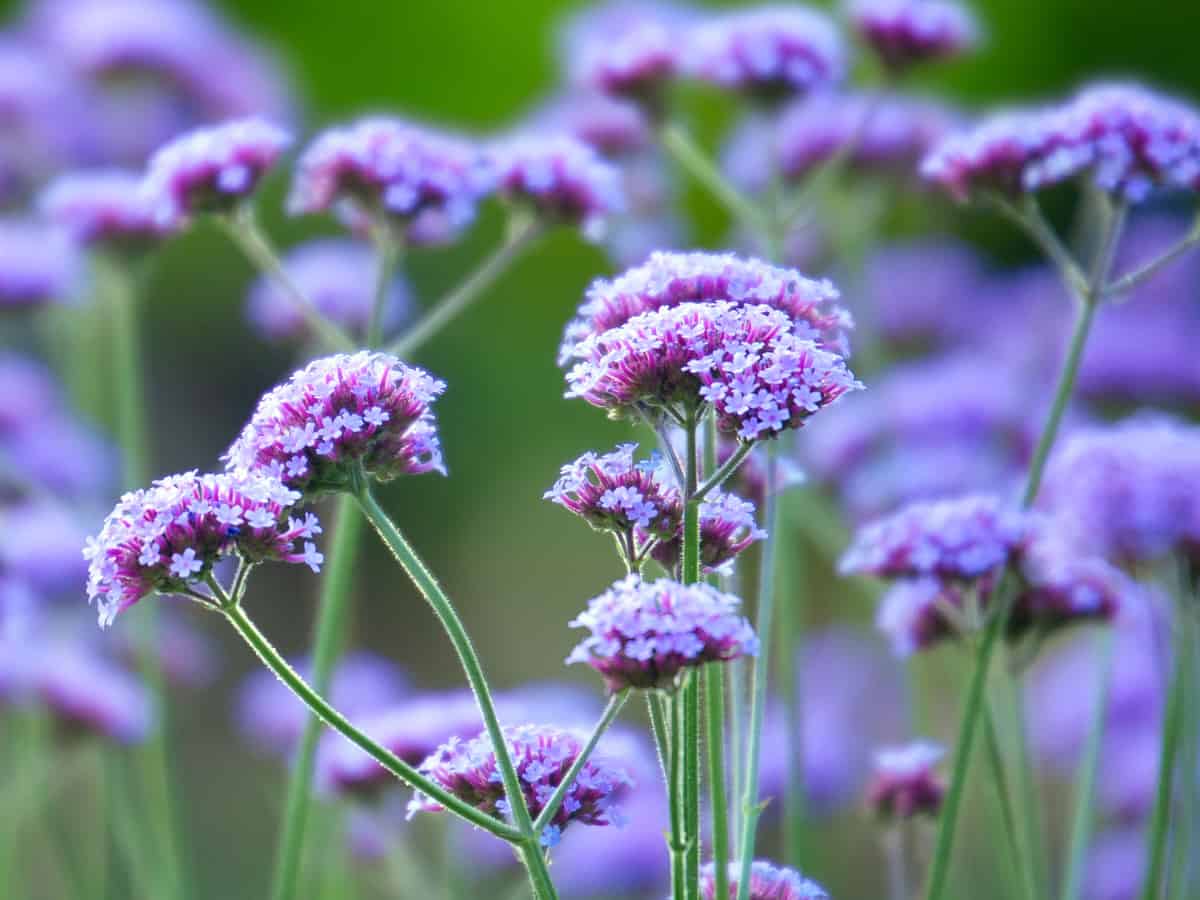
34 641 151 744
567 575 758 692
718 439 807 508
246 239 411 343
0 500 90 596
40 171 168 249
685 7 844 102
553 792 670 895
1 410 114 499
531 92 651 158
487 134 623 239
560 251 852 365
141 118 292 228
288 117 493 245
848 0 979 72
238 651 408 758
1083 827 1145 900
866 740 946 820
114 611 217 689
224 352 446 497
0 353 61 431
1009 538 1129 634
699 860 830 899
84 470 320 627
649 491 765 575
409 724 633 848
565 301 861 442
0 219 79 308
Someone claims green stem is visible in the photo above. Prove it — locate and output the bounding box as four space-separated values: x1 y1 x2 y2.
1008 675 1049 900
706 664 731 900
651 690 685 900
1167 605 1199 900
981 700 1036 900
1104 210 1200 299
884 828 909 900
367 229 402 347
776 494 804 867
682 416 702 900
268 498 364 900
693 442 754 503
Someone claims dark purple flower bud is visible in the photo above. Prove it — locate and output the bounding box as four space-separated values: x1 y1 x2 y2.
699 860 830 899
849 0 980 73
866 740 946 819
41 171 168 249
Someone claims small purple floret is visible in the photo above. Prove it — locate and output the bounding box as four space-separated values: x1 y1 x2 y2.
699 860 830 899
41 170 168 247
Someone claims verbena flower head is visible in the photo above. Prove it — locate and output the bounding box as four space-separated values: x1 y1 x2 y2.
559 251 852 364
246 239 412 342
0 219 79 308
567 575 758 692
533 92 652 158
648 491 766 575
34 642 152 744
408 723 633 848
685 6 844 102
224 352 446 497
866 740 946 820
699 860 830 900
84 470 320 627
487 133 623 239
141 117 292 227
41 171 168 249
0 500 91 596
288 117 493 245
849 0 979 72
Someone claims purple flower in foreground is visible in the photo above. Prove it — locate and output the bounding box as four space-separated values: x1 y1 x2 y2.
560 251 852 365
34 642 151 744
849 0 979 72
141 118 292 228
224 352 446 497
41 171 168 248
685 7 844 102
84 470 318 627
246 240 412 342
408 724 633 847
0 219 78 308
866 740 946 820
567 575 758 692
699 860 830 900
288 117 493 245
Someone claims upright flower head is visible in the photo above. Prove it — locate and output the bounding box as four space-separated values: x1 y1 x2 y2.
567 575 758 692
141 117 292 228
0 219 78 308
487 134 623 239
408 724 633 848
41 171 168 249
685 6 844 102
288 117 493 245
648 491 765 575
225 352 446 497
560 251 851 364
532 92 652 158
84 470 320 627
849 0 979 72
866 740 946 820
699 860 830 899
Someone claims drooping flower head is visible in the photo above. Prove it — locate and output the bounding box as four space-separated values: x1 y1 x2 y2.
699 860 830 900
288 117 493 245
567 575 758 692
648 491 765 575
0 219 79 308
560 251 852 365
246 239 412 342
486 134 624 239
866 740 946 820
84 470 321 627
408 724 633 848
224 352 446 497
848 0 979 72
685 6 844 102
141 117 292 228
41 171 169 249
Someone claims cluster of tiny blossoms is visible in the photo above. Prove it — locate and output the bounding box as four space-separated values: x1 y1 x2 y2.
648 491 765 575
224 352 446 498
866 740 947 820
40 171 167 248
566 301 861 442
567 575 758 692
699 860 830 900
848 0 979 73
83 470 321 627
567 2 684 105
408 724 633 848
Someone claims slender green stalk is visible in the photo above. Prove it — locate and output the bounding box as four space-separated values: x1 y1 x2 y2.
775 494 805 867
1104 210 1200 299
706 664 731 900
682 415 702 900
387 218 540 358
884 828 909 900
693 442 754 503
981 702 1036 900
1167 607 1199 900
1006 676 1049 900
367 229 402 347
651 690 686 900
1061 629 1116 900
268 497 364 900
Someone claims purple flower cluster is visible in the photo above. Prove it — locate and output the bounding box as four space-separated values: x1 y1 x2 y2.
141 118 293 228
849 0 979 72
567 575 758 692
560 251 851 364
0 219 78 308
866 740 946 820
83 470 321 627
224 352 446 497
288 117 493 245
699 860 830 900
649 491 765 575
564 2 688 108
408 724 633 848
40 171 167 249
246 239 412 342
32 641 152 744
531 92 652 158
923 83 1200 203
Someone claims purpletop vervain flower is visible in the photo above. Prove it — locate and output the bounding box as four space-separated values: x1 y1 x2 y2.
567 575 758 692
0 219 79 308
408 724 633 848
487 133 624 239
685 6 844 102
848 0 979 73
34 642 152 744
559 251 852 365
532 92 651 158
83 470 321 627
648 491 765 575
141 117 292 228
0 500 91 596
246 239 412 342
41 171 168 249
288 117 493 245
866 740 946 820
224 352 446 497
698 860 830 900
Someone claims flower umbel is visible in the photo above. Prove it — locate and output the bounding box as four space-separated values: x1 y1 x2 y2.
699 860 830 899
866 740 947 820
849 0 979 73
41 171 168 248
